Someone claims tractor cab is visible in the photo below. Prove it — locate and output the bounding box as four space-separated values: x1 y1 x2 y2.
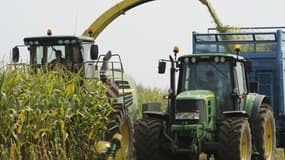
176 53 250 120
12 33 98 73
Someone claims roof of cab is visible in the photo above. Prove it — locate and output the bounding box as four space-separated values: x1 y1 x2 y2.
24 35 94 45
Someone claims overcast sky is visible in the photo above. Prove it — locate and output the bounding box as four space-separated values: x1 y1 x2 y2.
1 0 285 89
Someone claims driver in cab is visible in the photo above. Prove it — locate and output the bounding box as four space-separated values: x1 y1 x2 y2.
50 50 66 70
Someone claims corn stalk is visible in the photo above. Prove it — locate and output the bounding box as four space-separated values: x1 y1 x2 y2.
0 68 114 159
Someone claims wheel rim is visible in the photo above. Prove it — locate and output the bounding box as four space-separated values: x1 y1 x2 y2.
241 131 248 160
264 119 273 159
116 121 130 160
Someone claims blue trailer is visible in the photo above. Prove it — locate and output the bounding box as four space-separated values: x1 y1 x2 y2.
192 27 285 148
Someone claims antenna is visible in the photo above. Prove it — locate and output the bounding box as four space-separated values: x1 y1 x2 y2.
73 9 79 35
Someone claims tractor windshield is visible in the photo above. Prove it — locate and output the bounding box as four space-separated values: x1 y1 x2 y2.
179 61 232 92
179 60 234 116
30 44 83 72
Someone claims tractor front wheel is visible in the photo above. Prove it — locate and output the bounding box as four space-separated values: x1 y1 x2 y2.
218 117 252 160
134 117 169 160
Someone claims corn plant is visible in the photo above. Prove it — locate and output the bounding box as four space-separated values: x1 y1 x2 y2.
0 68 113 160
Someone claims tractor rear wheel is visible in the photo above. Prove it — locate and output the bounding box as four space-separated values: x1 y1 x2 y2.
106 104 134 160
134 117 169 160
252 104 276 160
218 117 252 160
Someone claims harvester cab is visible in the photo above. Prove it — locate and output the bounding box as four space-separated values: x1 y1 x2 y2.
135 44 276 160
11 30 98 74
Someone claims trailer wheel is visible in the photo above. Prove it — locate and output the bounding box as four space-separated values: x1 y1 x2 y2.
106 104 134 160
252 104 276 160
218 117 252 160
134 117 169 160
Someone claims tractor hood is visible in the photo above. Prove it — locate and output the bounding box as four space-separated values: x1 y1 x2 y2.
174 90 217 127
176 90 215 101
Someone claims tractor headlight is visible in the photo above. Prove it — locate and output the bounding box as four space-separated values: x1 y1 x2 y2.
175 112 200 120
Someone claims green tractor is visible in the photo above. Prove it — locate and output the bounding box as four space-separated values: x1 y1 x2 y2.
134 46 276 160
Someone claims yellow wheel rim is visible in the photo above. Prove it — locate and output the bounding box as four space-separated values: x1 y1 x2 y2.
241 131 248 160
116 121 129 160
264 119 273 159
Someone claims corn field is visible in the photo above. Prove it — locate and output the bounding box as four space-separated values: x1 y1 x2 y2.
0 68 113 159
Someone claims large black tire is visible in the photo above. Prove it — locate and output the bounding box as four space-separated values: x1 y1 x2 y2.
134 117 170 160
218 117 252 160
252 104 276 160
106 104 135 160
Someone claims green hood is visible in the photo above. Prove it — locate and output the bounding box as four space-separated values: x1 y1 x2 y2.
176 90 215 101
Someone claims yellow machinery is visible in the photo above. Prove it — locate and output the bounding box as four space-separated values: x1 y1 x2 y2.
82 0 155 39
82 0 226 39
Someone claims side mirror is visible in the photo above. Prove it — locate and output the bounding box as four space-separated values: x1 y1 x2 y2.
90 44 99 60
12 46 19 63
158 61 166 74
245 60 253 72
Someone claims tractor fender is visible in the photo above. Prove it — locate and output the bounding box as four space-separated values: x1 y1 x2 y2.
223 111 248 118
250 94 270 120
142 111 169 122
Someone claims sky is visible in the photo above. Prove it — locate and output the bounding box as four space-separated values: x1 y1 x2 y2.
1 0 285 89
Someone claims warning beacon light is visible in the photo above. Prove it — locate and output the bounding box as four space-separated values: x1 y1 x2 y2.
47 29 52 36
173 45 180 54
88 28 94 37
234 44 241 52
173 45 180 60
